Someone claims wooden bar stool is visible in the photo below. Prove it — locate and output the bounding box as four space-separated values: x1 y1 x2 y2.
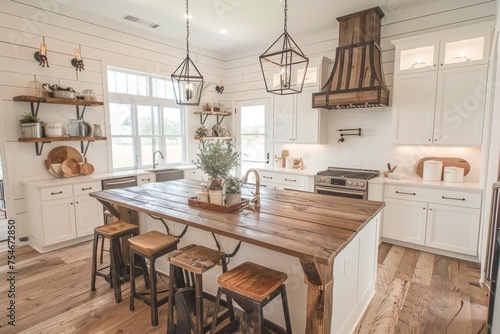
128 230 180 326
90 221 144 303
211 262 292 334
166 244 231 334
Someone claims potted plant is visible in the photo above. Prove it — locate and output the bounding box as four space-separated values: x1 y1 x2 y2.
19 113 44 138
225 175 243 206
192 140 239 205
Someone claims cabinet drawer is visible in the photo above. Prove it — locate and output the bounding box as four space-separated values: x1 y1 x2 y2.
384 184 481 208
41 185 73 201
384 184 428 202
73 181 101 197
259 172 279 183
429 190 482 209
278 174 305 187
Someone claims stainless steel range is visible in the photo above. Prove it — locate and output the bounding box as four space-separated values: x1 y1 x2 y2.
314 167 380 200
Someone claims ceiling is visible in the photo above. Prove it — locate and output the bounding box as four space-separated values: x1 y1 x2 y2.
61 0 435 54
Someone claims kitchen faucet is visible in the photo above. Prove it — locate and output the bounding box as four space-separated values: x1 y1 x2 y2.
152 150 164 169
241 168 260 211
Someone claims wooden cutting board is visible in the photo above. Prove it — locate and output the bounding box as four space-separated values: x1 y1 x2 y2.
415 157 470 177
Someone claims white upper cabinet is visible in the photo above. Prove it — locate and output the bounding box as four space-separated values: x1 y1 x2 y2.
272 57 331 144
392 21 493 146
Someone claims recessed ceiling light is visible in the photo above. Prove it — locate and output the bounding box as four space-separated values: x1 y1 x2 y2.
183 13 193 19
219 29 228 34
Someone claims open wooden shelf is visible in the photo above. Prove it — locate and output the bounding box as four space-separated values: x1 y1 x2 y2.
14 95 103 107
195 136 233 141
18 136 107 143
18 136 107 156
193 111 232 116
18 137 108 156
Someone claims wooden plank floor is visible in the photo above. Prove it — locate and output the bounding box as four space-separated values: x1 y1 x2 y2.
0 241 489 333
356 243 489 334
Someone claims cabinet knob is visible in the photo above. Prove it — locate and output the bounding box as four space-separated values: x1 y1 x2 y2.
428 139 431 141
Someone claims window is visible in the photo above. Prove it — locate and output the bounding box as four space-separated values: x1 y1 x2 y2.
107 68 185 170
235 99 271 174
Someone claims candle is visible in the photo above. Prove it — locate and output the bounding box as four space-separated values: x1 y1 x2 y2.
40 43 46 56
73 48 81 60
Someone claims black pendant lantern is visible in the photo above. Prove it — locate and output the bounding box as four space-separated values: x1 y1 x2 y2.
259 0 309 95
171 0 204 105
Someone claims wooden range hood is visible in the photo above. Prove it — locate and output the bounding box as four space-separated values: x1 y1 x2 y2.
312 7 389 109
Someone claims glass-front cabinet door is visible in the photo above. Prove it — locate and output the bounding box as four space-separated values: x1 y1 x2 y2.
439 31 490 68
394 40 439 74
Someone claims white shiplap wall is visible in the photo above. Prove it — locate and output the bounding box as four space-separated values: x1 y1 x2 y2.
224 0 495 182
0 1 227 239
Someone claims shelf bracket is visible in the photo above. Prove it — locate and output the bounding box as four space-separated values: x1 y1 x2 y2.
216 115 226 125
81 140 93 157
34 141 48 156
199 114 209 125
76 105 87 120
30 101 41 118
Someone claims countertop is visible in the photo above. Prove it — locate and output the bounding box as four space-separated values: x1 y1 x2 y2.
255 166 319 177
371 175 483 192
22 165 197 188
90 178 385 264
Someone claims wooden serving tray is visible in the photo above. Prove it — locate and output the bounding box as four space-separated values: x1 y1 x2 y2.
415 157 470 177
188 197 249 212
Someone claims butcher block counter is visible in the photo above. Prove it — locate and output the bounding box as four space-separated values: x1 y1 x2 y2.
90 179 385 334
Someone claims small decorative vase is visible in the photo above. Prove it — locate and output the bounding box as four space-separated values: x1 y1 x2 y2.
226 193 241 206
93 124 103 137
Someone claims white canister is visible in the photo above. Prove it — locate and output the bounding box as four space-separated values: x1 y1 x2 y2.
285 157 295 169
44 122 65 137
423 160 443 181
443 166 464 183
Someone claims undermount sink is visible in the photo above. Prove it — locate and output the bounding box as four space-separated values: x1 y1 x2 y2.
145 168 184 182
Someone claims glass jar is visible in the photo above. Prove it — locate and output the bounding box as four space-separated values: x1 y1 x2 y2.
68 119 85 137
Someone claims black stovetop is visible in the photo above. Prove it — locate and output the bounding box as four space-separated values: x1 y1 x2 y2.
317 167 380 180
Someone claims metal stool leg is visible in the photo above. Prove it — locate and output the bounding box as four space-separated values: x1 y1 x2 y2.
167 263 176 333
150 255 159 326
90 231 99 291
110 239 122 303
195 273 203 334
129 248 136 311
280 285 292 334
253 301 264 334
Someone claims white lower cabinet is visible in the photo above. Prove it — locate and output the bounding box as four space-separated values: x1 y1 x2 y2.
137 172 155 185
426 203 480 255
383 198 427 245
382 184 482 257
183 168 208 181
257 169 310 192
25 181 104 252
332 214 378 334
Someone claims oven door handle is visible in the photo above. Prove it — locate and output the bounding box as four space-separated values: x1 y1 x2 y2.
316 186 365 197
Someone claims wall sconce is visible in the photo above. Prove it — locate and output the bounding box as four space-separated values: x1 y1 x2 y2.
34 37 49 67
71 47 85 71
215 81 224 94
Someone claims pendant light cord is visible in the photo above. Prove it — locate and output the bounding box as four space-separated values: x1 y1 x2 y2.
283 0 288 32
185 0 190 57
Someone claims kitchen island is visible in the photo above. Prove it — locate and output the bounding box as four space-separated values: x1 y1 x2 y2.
90 179 384 334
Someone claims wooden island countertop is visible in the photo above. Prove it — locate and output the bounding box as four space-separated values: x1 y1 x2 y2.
90 178 385 334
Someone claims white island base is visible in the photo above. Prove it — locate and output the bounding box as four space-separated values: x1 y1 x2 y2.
139 212 379 333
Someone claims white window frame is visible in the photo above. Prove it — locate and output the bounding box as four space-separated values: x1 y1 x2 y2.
107 68 187 171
